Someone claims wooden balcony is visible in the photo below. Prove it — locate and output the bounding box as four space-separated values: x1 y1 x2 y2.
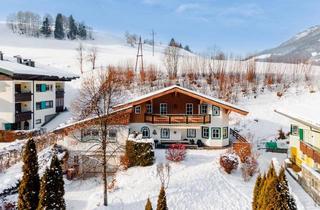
15 92 32 102
300 141 320 164
56 90 65 98
15 111 32 122
144 114 211 124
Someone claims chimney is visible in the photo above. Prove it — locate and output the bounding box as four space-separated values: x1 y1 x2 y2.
14 55 22 64
0 51 3 61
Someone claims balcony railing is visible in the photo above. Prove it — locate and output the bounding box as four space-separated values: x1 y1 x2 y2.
300 141 320 164
15 111 32 122
15 92 32 102
56 90 65 98
145 114 211 124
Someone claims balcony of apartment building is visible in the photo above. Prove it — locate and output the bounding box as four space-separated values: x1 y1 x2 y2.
55 83 65 112
15 83 32 102
15 102 32 122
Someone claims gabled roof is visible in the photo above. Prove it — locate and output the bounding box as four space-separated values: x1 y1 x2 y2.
0 59 79 81
275 109 320 131
114 85 249 115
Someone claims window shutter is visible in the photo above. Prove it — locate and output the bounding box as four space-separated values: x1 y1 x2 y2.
41 101 46 109
4 123 12 130
290 125 293 134
41 84 46 92
299 129 304 141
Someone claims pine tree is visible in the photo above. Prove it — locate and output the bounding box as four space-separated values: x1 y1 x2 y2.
169 38 176 47
252 174 262 210
18 138 40 210
54 13 65 39
40 17 51 37
276 168 297 210
184 45 191 52
145 197 153 210
156 186 167 210
78 22 87 40
68 15 77 40
262 164 279 210
38 155 66 210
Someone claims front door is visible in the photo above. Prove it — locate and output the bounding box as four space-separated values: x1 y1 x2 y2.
15 103 22 113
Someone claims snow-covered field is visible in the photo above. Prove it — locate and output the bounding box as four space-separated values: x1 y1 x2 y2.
1 22 320 209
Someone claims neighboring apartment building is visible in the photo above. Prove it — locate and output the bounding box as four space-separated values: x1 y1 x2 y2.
0 53 78 131
275 110 320 204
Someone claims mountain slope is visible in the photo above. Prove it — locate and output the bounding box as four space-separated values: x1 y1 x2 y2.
255 25 320 64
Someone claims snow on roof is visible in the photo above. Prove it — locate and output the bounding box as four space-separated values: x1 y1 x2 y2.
114 85 248 114
274 109 320 130
0 58 78 79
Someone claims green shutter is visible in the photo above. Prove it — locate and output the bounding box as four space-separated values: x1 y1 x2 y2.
299 129 304 141
290 125 293 134
4 123 12 130
41 101 46 109
41 84 46 92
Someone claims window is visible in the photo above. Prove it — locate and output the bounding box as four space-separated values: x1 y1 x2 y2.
161 128 170 139
186 103 193 115
36 100 53 110
56 98 64 107
160 103 168 115
187 129 196 138
223 127 228 139
212 106 220 116
202 127 209 139
46 84 53 91
200 104 208 114
108 129 117 141
291 125 298 136
81 128 99 142
212 127 221 139
141 126 150 138
134 106 141 114
146 104 152 114
36 119 42 124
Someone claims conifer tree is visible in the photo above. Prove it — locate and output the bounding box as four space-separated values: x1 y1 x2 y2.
54 13 65 39
68 15 77 40
18 138 40 210
40 17 51 37
184 45 191 52
169 38 176 47
262 164 279 210
156 186 167 210
252 174 262 210
276 168 297 210
78 22 87 40
145 197 153 210
38 155 65 210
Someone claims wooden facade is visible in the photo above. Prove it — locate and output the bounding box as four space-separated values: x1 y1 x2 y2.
300 141 320 164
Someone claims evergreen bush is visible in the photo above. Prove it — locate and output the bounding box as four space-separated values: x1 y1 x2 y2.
124 140 154 168
156 186 167 210
145 197 153 210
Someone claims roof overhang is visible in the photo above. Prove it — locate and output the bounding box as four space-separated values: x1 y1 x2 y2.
275 109 320 131
114 86 249 116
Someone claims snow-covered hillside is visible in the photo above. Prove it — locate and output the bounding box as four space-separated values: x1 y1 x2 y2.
255 25 320 64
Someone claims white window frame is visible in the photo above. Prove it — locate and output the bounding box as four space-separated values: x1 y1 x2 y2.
186 103 193 115
160 103 168 115
200 104 208 114
141 126 150 138
202 127 209 139
161 128 170 139
108 129 117 142
211 127 221 139
146 104 152 114
291 124 299 136
134 105 141 114
212 106 220 116
223 127 228 139
187 129 196 138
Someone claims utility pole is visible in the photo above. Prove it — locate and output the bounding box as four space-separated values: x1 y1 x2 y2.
151 29 155 56
134 36 144 72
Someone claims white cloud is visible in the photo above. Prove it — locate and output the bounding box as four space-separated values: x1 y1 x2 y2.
175 3 202 13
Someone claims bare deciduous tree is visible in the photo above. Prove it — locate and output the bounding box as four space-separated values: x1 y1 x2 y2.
156 163 171 189
163 46 180 80
87 47 98 70
72 67 125 206
76 43 85 74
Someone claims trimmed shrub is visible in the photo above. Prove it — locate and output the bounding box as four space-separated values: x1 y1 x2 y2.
241 155 259 181
156 186 167 210
220 152 239 174
124 140 154 168
166 144 186 162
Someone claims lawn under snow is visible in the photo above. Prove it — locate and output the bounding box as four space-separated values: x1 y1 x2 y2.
64 149 318 210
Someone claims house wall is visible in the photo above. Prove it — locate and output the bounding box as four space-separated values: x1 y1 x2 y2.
0 80 14 129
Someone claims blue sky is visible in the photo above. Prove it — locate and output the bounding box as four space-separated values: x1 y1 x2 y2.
0 0 320 54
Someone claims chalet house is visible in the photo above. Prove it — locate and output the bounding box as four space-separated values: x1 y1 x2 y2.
275 110 320 204
54 85 248 175
0 53 78 131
